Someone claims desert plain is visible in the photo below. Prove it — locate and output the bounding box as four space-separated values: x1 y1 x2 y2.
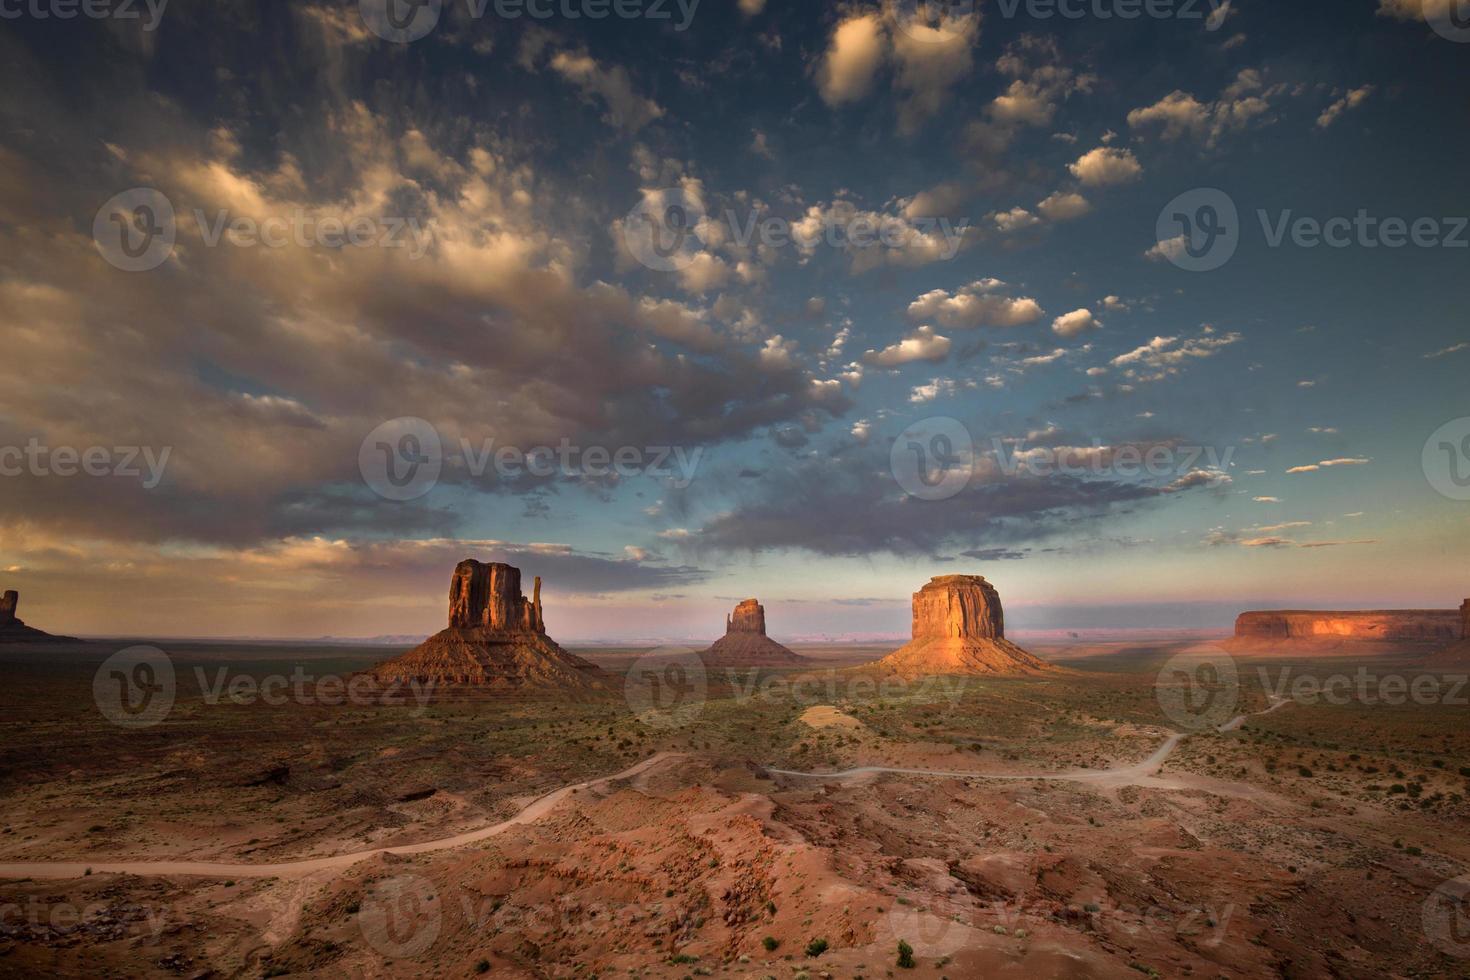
4 629 1470 979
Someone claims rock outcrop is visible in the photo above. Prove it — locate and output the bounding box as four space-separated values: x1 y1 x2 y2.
1227 609 1462 653
367 561 606 692
0 590 78 643
699 599 809 667
1423 599 1470 667
864 576 1050 677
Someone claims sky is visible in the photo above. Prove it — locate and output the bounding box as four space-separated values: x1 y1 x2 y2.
0 0 1467 641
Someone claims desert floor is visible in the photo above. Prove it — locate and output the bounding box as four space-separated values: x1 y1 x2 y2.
2 640 1469 978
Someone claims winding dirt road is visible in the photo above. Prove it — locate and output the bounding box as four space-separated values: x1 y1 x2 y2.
0 699 1291 882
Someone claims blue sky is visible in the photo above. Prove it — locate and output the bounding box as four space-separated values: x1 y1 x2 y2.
0 0 1466 639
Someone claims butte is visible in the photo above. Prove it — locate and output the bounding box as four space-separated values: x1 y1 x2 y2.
368 560 607 692
698 599 810 668
863 575 1050 677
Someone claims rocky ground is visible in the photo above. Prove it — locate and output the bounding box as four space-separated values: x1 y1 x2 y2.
2 641 1469 977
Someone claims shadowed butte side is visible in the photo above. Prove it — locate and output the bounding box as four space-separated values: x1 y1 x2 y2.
863 575 1051 677
368 560 607 692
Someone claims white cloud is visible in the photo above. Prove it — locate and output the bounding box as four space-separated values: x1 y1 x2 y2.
907 280 1044 329
991 207 1041 233
1424 342 1469 359
817 14 887 106
548 51 665 132
1068 147 1142 187
1127 69 1285 148
863 325 952 367
1317 86 1374 128
1036 191 1092 221
1052 308 1099 338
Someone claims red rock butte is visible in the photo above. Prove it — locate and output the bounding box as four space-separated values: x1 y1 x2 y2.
368 560 606 692
865 575 1050 677
0 590 76 643
698 599 810 667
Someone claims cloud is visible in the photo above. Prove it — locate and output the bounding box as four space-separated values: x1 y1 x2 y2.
1378 0 1458 20
1127 69 1286 148
1052 308 1099 338
1036 191 1092 221
907 280 1044 329
1110 331 1242 379
547 50 665 132
1068 147 1142 187
863 325 952 367
991 207 1041 233
1287 457 1371 474
1317 86 1374 128
817 14 887 106
1253 496 1281 503
889 4 979 133
1424 342 1470 359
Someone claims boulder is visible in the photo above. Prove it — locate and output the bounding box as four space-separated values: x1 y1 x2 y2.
864 576 1050 677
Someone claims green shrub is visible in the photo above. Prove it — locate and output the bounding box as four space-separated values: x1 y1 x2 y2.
897 939 915 969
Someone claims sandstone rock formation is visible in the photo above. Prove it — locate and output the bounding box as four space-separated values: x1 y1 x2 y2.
864 576 1050 677
1423 599 1470 667
699 599 810 667
0 590 78 643
367 561 606 692
1227 608 1462 654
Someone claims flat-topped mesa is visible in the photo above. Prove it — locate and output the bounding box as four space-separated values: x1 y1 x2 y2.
1232 610 1461 644
727 599 767 635
911 575 1004 640
447 560 545 633
864 575 1050 677
0 591 16 627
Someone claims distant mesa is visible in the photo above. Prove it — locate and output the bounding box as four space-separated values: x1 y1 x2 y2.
0 590 78 643
367 560 607 692
863 575 1051 677
1226 608 1462 654
698 599 810 667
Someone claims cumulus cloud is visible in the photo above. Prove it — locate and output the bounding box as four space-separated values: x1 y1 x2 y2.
863 325 952 367
1036 191 1092 221
907 280 1044 329
1127 69 1287 148
1052 308 1099 338
1068 147 1143 187
817 14 887 106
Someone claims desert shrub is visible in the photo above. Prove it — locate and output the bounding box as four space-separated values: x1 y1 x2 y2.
805 938 829 957
897 939 915 968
